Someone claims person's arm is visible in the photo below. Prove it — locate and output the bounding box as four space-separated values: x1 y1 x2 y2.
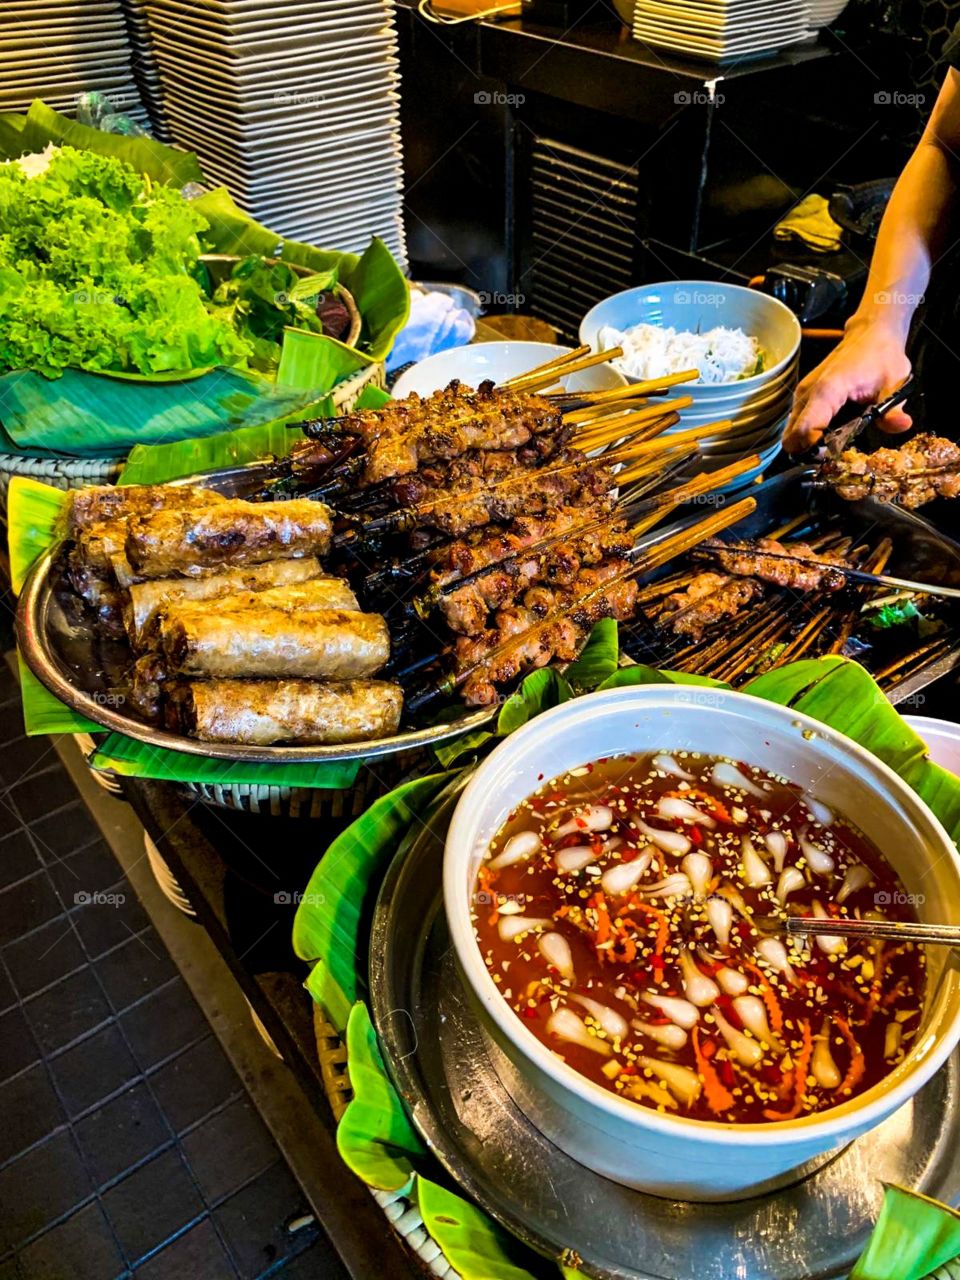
784 69 960 452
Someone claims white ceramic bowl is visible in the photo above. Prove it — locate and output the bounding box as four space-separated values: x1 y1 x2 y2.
444 686 960 1201
390 341 627 400
579 282 801 402
903 715 960 776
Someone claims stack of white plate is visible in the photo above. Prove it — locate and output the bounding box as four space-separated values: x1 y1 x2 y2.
580 281 803 489
807 0 847 26
144 0 406 262
632 0 810 61
2 0 145 116
118 0 172 140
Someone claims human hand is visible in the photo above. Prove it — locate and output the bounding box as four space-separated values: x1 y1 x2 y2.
783 321 913 454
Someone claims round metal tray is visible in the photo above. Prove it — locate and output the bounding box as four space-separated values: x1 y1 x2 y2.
16 542 494 765
369 792 960 1280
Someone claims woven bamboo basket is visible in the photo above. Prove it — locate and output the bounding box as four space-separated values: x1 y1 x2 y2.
312 1005 457 1277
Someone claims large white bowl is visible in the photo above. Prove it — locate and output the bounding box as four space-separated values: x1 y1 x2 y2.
391 341 627 400
444 686 960 1201
579 282 801 418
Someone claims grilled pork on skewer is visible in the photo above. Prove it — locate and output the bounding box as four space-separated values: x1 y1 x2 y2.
658 572 762 640
702 537 850 593
822 433 960 508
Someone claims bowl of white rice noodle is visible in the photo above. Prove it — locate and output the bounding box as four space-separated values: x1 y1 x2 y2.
579 282 801 469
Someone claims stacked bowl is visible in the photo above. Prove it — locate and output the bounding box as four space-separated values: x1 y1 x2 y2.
580 282 802 489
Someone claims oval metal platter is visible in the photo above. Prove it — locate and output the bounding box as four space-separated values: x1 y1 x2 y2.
16 541 495 765
370 791 960 1280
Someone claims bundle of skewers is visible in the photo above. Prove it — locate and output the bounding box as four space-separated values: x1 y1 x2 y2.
260 345 771 708
623 510 958 696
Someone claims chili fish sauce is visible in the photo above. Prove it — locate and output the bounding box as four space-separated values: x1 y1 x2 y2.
472 751 926 1125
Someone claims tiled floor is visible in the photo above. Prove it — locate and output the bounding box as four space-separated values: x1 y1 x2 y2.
0 662 348 1279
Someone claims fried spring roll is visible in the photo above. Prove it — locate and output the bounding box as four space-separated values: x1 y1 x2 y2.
66 483 224 535
164 678 404 745
125 499 333 578
123 557 329 647
159 608 390 679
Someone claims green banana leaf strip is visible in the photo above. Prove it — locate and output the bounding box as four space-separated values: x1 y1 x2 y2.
7 476 67 593
562 618 619 692
0 366 326 458
336 1002 426 1191
737 655 846 706
304 957 352 1038
18 656 98 737
291 772 453 995
17 100 203 186
86 734 361 788
276 327 373 395
416 1176 544 1280
498 667 572 735
338 236 411 363
850 1185 960 1280
597 664 730 691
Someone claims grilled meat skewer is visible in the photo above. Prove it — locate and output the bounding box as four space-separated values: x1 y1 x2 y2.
701 537 851 593
822 433 960 508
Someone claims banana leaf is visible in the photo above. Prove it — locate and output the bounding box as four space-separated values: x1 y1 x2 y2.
562 617 619 692
87 734 361 789
291 772 453 998
305 957 352 1039
119 382 389 485
416 1177 545 1280
0 366 328 458
18 657 97 736
7 476 66 594
0 112 27 158
336 1002 426 1191
850 1185 960 1280
14 100 203 187
276 327 373 394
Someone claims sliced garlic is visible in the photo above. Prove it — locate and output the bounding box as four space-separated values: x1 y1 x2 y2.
538 931 574 980
679 948 720 1007
776 866 805 904
716 966 749 996
637 819 691 856
555 805 613 837
836 863 874 905
546 1007 612 1055
637 1056 702 1108
571 993 629 1040
712 1007 763 1067
600 850 653 897
498 915 552 942
764 831 788 873
812 1018 842 1088
489 830 541 870
711 761 767 797
657 796 716 828
741 837 771 888
555 845 596 874
681 851 712 897
732 995 784 1051
641 991 700 1029
639 872 692 900
631 1018 688 1050
652 754 694 781
706 896 733 948
756 937 798 985
800 827 835 876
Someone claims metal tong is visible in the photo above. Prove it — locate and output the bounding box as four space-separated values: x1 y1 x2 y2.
810 375 915 462
781 915 960 948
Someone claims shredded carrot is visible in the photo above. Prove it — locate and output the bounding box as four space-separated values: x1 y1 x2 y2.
609 925 637 966
833 1014 866 1097
626 901 670 981
743 960 784 1034
477 867 499 926
589 892 611 946
692 1028 735 1113
762 1019 812 1121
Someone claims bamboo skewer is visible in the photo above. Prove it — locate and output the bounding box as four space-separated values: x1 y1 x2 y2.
627 455 761 539
574 411 681 453
572 397 695 445
503 347 624 394
417 497 758 708
563 397 651 426
501 345 592 390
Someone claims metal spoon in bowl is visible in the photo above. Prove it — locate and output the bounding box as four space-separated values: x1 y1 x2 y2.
773 916 960 947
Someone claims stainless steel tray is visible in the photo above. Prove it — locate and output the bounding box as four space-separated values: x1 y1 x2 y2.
15 541 494 765
370 791 960 1280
